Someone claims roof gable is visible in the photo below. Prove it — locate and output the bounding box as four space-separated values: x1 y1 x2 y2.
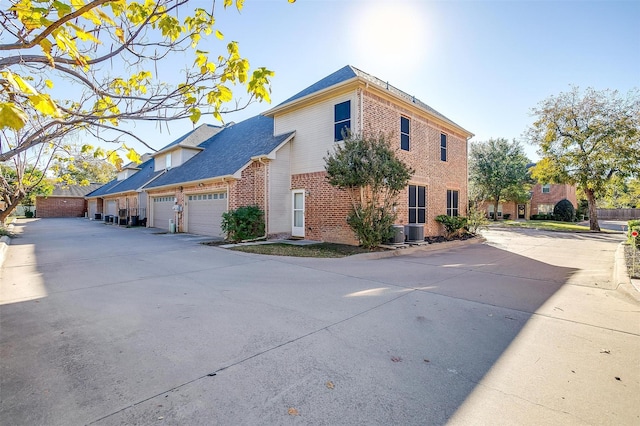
145 115 294 189
86 158 162 197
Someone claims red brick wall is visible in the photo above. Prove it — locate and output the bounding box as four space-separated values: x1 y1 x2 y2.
291 171 359 245
36 197 86 218
361 91 468 237
530 183 578 214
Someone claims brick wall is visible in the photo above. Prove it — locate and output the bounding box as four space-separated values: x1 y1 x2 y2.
291 171 359 245
35 197 86 218
530 183 578 214
361 91 468 237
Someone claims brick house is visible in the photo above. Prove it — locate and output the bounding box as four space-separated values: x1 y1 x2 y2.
481 183 578 220
35 183 102 218
88 66 473 244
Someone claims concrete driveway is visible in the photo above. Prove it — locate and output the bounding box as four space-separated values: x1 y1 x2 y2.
1 219 638 425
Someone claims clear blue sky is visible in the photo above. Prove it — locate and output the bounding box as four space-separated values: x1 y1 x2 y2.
130 0 640 162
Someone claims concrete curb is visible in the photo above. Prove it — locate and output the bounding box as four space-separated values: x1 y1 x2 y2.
613 242 640 302
0 235 11 270
349 236 486 260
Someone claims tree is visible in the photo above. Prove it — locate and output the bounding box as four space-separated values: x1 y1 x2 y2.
1 162 54 223
52 145 117 185
0 0 294 218
527 87 640 231
468 138 531 221
325 133 414 249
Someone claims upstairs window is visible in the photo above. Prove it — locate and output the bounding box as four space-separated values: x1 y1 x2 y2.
401 116 410 151
334 100 351 141
408 185 426 224
542 184 551 193
440 133 447 161
447 190 459 217
165 153 172 169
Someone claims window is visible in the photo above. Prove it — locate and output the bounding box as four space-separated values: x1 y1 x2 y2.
400 116 410 151
538 203 554 214
334 100 351 141
408 185 426 224
440 133 447 161
542 184 551 193
165 153 172 169
446 190 459 217
488 204 503 219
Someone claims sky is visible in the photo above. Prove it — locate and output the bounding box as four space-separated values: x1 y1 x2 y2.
97 0 640 162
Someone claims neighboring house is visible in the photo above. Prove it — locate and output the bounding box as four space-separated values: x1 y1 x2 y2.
85 124 221 225
35 183 102 218
88 65 473 244
480 183 578 220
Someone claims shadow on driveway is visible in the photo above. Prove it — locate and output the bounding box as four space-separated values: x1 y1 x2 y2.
2 218 633 425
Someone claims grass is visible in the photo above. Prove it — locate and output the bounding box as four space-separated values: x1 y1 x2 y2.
493 220 597 232
228 242 376 258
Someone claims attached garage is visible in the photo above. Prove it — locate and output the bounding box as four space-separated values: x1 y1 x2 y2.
151 196 175 229
88 200 98 219
105 200 117 217
186 192 227 237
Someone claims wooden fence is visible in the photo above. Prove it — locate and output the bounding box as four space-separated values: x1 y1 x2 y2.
596 209 640 220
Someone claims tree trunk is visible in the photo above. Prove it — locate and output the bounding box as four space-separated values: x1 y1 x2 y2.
0 194 25 225
585 188 600 231
493 199 499 221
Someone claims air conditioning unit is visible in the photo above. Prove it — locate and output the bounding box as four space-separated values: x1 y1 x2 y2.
388 225 405 245
405 224 424 242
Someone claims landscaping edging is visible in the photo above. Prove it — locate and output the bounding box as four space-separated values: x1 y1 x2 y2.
0 235 11 270
350 236 486 260
614 242 640 301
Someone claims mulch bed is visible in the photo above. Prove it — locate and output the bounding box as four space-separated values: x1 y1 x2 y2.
624 244 640 279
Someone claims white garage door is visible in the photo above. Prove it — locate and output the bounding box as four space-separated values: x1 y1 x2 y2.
152 196 175 230
88 200 98 219
105 200 117 216
186 192 227 237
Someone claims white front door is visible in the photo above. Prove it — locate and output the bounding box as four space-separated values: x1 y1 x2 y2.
292 190 305 238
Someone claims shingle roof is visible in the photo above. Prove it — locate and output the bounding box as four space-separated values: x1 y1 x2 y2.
47 183 103 197
145 115 294 189
274 65 471 135
85 158 162 197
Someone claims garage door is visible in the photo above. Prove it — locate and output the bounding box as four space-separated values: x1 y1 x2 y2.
105 200 117 216
88 200 98 219
152 196 175 230
186 192 227 237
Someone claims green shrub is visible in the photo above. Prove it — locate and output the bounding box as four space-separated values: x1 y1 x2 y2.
553 199 576 222
25 210 34 218
435 214 468 239
466 205 489 234
347 205 395 249
628 219 640 247
221 205 265 243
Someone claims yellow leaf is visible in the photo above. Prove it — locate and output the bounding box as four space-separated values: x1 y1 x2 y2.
0 103 28 130
30 94 62 117
125 147 142 164
287 408 299 416
115 27 125 43
45 79 54 88
190 108 201 124
215 30 224 40
4 71 38 95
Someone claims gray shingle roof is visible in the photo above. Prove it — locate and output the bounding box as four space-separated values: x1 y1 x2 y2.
48 183 103 197
274 65 471 135
145 115 293 189
85 158 162 197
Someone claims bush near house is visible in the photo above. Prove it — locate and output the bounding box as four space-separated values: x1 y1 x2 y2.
435 215 468 239
554 199 576 222
628 219 640 247
221 205 265 243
